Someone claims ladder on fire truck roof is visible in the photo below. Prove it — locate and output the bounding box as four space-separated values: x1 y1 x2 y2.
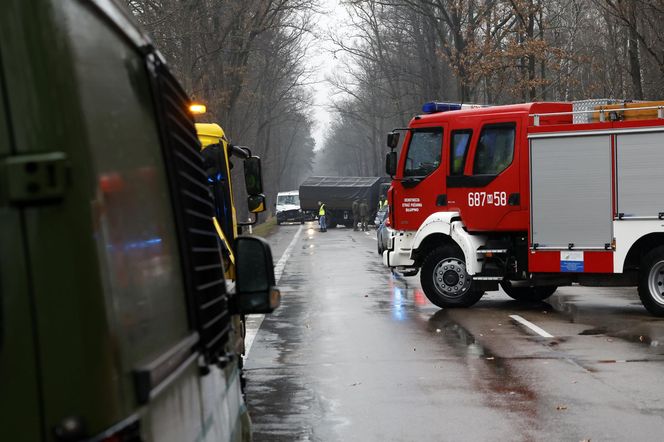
531 99 664 126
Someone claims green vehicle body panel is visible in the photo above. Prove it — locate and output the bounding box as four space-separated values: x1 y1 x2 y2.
0 0 251 440
0 60 43 440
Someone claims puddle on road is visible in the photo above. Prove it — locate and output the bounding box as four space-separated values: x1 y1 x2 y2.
426 310 541 436
370 273 542 436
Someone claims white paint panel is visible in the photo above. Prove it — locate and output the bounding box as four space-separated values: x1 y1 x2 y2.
450 221 487 275
616 132 664 218
613 220 664 272
146 362 204 442
530 135 613 248
201 366 246 442
386 231 416 267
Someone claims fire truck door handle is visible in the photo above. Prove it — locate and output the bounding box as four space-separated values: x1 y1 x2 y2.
508 193 520 206
401 177 421 188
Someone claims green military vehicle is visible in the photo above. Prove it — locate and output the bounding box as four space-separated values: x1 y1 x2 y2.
0 0 278 440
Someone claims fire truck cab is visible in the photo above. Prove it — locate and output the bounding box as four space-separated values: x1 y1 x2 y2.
384 100 664 316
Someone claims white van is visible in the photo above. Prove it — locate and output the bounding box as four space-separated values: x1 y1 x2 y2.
276 190 304 225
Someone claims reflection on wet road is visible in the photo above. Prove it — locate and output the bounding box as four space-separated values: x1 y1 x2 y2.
245 223 664 441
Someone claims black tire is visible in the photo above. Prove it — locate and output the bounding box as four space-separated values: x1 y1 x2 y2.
500 280 557 301
300 216 305 224
276 219 282 226
420 246 484 308
638 245 664 316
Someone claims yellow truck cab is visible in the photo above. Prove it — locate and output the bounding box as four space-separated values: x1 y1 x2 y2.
194 121 266 279
197 122 239 277
192 121 265 280
193 119 268 361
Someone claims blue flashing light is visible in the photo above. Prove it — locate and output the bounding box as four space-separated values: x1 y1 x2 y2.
422 101 463 114
106 237 163 252
207 172 224 183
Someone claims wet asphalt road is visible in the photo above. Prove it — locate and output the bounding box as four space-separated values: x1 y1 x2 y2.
244 222 664 441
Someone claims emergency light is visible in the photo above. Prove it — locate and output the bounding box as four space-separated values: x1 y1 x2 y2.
422 101 488 114
422 102 462 114
189 103 207 114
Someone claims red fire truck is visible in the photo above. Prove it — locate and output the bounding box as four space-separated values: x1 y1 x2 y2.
383 100 664 316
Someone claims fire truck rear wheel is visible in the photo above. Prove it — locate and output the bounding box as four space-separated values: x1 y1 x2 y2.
500 280 557 301
638 246 664 316
420 246 484 308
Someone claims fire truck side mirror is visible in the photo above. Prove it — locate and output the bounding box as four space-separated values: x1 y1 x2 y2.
386 151 397 177
387 131 400 149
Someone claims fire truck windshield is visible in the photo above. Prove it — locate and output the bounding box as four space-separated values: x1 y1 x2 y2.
403 129 443 177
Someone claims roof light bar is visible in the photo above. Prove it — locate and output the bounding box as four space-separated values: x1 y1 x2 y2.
422 101 488 114
422 102 462 114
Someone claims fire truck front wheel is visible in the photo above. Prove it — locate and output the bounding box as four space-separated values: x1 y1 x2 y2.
638 246 664 316
420 246 484 308
500 280 557 302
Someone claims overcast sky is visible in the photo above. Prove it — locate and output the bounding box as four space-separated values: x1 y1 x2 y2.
306 0 353 150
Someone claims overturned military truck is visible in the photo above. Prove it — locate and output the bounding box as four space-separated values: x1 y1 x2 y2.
299 176 383 228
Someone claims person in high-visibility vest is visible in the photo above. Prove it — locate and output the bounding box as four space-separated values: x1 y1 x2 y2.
318 201 327 232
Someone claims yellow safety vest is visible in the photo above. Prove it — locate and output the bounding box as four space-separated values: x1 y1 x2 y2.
319 204 326 216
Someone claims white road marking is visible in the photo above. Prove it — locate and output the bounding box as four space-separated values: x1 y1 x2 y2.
509 314 554 338
244 225 303 357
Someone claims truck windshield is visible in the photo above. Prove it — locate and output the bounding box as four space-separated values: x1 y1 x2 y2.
278 195 300 205
403 129 443 177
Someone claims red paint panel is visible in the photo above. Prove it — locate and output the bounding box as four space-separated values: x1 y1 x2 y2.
528 251 614 273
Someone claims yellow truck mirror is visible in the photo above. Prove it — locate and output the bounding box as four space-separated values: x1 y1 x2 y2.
248 194 266 213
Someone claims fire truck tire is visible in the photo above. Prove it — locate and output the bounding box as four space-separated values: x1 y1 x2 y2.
420 246 484 308
638 246 664 316
500 280 557 302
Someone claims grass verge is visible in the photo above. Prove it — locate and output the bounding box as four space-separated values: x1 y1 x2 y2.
251 216 277 238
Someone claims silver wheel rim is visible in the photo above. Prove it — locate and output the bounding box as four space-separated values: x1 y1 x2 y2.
432 258 471 298
648 260 664 305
